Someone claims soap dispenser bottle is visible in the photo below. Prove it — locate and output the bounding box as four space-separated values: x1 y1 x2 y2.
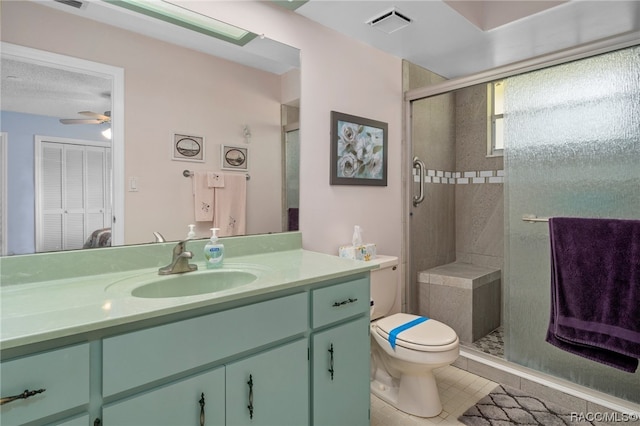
187 224 196 239
352 225 362 247
204 228 224 269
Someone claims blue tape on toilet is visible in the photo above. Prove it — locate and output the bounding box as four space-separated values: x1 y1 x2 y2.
388 316 429 349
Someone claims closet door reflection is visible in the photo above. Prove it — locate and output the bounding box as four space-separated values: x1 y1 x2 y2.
36 137 111 252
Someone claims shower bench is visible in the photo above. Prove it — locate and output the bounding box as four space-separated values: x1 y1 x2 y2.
418 262 501 343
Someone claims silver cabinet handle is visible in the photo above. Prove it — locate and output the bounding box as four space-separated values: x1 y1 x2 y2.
247 375 254 419
332 298 358 307
199 393 205 426
328 344 335 381
413 156 426 206
0 388 46 405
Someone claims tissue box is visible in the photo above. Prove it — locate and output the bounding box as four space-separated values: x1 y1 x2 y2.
339 244 377 261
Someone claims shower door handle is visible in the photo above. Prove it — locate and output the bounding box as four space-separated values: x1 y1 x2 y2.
413 156 426 206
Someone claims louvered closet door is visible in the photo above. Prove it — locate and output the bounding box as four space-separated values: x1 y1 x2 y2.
84 146 111 245
64 145 86 250
39 141 111 252
41 143 65 252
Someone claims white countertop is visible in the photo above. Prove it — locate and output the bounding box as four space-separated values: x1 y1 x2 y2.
1 249 375 351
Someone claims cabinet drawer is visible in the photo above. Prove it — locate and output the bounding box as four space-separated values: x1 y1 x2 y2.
0 343 90 426
103 292 307 396
312 277 369 328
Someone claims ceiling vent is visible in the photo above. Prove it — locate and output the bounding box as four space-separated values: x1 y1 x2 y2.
53 0 87 10
367 8 412 34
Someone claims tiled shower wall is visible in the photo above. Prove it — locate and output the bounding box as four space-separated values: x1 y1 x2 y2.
411 68 505 326
408 65 504 321
411 82 505 271
454 84 504 271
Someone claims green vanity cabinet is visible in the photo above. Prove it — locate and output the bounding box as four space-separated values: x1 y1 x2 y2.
103 339 309 426
311 278 371 426
1 263 373 426
102 292 308 397
0 343 90 426
103 367 226 426
101 292 308 425
226 339 309 426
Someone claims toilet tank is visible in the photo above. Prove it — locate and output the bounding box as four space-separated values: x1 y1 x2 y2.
368 255 399 321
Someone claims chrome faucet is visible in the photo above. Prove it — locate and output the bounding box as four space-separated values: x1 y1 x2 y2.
158 240 198 275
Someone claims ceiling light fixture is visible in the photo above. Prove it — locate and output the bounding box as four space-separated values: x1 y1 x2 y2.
105 0 258 46
367 8 412 34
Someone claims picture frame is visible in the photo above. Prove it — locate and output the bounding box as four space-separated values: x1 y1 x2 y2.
330 111 388 186
221 144 249 171
172 133 205 162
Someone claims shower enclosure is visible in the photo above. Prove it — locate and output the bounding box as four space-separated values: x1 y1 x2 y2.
405 43 639 404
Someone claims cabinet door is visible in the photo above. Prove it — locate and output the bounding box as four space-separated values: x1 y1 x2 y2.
312 316 370 426
0 344 89 426
226 339 308 426
103 367 225 426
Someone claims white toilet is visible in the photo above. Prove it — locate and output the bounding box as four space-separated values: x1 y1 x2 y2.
369 255 460 418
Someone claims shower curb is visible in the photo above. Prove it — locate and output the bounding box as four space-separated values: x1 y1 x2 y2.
456 348 640 418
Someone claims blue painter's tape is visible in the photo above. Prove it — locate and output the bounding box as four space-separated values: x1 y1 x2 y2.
388 316 429 349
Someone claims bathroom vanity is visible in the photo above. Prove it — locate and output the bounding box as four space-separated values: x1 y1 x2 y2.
0 233 373 426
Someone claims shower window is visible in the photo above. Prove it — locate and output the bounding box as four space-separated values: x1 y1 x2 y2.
487 80 504 157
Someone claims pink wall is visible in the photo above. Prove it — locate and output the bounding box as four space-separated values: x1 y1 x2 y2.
2 1 285 244
189 1 404 258
3 0 404 259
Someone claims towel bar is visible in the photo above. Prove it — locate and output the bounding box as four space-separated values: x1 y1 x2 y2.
183 169 250 180
522 214 549 222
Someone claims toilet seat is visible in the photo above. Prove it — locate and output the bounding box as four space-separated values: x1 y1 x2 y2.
375 313 459 352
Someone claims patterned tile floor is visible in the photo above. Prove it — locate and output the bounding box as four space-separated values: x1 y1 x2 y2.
371 365 498 425
462 327 504 358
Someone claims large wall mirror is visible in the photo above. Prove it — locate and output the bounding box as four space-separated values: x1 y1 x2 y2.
1 0 301 256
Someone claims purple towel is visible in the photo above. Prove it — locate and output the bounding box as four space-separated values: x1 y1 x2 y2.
546 217 640 372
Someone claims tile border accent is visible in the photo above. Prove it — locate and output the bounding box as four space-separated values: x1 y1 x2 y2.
415 169 505 185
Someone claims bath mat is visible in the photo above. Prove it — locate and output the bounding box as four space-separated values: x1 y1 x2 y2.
458 384 592 425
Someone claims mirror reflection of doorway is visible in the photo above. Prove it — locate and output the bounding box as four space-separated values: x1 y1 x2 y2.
1 43 124 254
284 126 300 231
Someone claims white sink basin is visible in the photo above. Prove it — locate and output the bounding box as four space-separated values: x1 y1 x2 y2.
107 265 264 298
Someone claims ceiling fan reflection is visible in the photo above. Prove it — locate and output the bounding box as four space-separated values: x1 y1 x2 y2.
59 110 111 125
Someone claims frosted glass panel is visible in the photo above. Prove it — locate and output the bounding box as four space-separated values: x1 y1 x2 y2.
504 46 640 402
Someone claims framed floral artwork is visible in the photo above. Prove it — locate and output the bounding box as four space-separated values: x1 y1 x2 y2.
330 111 387 186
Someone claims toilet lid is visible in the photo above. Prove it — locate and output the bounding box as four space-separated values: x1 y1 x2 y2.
375 313 458 349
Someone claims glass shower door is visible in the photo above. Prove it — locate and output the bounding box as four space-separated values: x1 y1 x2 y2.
504 45 640 403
